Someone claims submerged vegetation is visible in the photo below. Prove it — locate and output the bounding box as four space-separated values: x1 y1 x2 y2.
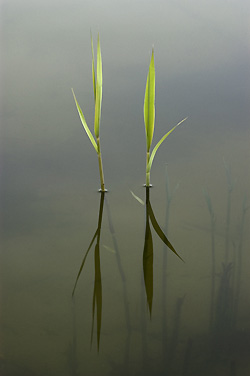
203 160 248 365
143 48 187 187
72 33 106 192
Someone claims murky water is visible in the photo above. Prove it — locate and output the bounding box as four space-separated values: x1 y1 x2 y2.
1 0 250 375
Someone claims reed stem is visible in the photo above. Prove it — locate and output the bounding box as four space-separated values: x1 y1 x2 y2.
97 138 105 192
146 151 150 186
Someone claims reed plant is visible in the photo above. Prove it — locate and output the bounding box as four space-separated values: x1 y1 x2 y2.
72 33 106 191
203 188 216 332
223 159 235 263
144 48 187 186
232 195 248 328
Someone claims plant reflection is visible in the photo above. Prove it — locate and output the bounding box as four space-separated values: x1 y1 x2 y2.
143 187 183 315
72 192 105 351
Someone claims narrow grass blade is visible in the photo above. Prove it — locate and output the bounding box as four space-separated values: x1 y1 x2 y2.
72 229 98 296
130 190 145 205
103 245 116 254
94 34 103 138
91 32 96 101
147 117 187 173
71 89 98 152
148 201 184 261
144 49 155 152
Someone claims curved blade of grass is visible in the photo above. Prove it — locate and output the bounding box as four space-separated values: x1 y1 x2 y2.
144 48 155 152
72 229 98 296
94 34 102 139
71 89 98 152
147 117 187 173
148 200 184 261
130 190 145 205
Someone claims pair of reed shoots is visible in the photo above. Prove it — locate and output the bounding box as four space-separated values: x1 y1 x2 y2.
72 35 187 190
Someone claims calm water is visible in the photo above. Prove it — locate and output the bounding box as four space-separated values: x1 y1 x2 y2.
1 0 250 375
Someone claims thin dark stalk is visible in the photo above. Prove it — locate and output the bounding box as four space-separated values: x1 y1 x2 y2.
143 187 154 316
182 337 193 376
140 272 149 372
167 295 186 372
97 138 105 192
225 188 232 264
203 189 216 332
232 196 248 328
223 159 234 264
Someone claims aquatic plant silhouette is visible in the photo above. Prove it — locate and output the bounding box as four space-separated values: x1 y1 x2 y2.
72 33 106 192
223 159 235 264
232 195 248 328
203 188 216 332
136 187 184 315
202 162 249 366
214 262 233 334
143 48 187 187
72 192 133 355
167 295 186 372
72 192 105 350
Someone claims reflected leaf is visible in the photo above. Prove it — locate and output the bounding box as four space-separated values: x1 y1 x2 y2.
148 200 184 262
72 192 105 350
72 229 98 297
143 214 153 316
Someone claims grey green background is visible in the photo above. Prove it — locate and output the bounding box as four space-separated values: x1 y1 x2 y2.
1 0 250 375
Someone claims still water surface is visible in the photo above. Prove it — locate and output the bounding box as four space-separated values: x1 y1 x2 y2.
1 0 250 375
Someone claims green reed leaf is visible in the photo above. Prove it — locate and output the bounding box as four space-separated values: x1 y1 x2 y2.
144 48 155 152
147 117 187 173
130 190 145 205
148 200 184 261
91 32 96 101
71 89 98 153
94 33 103 139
